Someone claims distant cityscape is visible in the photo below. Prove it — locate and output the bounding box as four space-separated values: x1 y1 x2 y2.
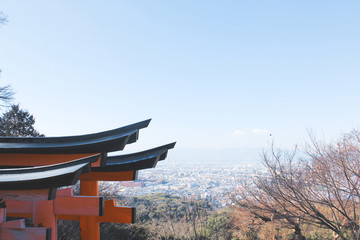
102 161 267 208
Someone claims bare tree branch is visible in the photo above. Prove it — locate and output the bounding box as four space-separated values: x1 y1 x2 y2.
233 131 360 239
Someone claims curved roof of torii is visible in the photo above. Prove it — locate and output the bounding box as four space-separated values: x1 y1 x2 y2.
0 154 99 190
0 119 151 154
93 142 176 172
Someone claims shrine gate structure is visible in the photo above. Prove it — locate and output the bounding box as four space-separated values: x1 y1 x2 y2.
0 119 175 240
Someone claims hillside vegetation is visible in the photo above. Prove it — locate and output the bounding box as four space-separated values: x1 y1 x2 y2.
101 193 233 240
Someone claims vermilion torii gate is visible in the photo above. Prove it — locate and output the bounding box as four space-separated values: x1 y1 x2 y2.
0 119 175 240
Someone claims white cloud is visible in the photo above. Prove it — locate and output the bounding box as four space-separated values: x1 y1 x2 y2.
233 130 246 136
252 128 270 135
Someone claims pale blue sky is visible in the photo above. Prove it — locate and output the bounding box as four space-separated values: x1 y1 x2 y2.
0 1 359 163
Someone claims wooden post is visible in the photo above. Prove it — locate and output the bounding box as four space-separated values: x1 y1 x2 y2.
32 200 56 240
80 180 99 240
0 198 5 224
0 209 5 224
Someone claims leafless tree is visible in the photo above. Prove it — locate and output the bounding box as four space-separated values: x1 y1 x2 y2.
0 11 7 25
0 84 14 107
233 131 360 240
0 11 14 107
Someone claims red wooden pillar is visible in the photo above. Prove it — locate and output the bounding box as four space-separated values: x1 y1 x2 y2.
33 200 56 240
80 180 99 240
0 199 6 224
0 209 5 224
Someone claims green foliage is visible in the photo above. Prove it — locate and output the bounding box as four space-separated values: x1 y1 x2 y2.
64 185 235 239
0 104 44 137
204 211 233 240
109 193 235 240
136 193 212 222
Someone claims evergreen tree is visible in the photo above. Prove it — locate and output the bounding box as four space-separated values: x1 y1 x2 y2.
0 104 44 137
